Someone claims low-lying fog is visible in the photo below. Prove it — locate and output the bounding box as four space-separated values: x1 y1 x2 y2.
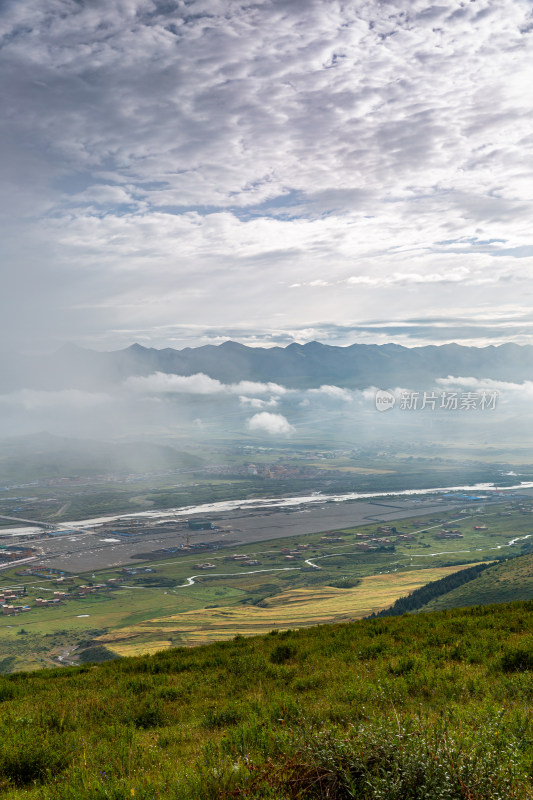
0 367 530 452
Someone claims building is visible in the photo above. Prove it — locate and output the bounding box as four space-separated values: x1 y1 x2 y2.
0 547 35 562
188 519 215 531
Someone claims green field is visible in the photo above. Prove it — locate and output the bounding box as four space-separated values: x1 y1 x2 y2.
0 499 532 671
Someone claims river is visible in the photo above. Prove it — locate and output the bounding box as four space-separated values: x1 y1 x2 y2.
3 480 533 538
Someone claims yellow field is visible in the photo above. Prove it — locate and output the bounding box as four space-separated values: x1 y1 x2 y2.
98 564 479 658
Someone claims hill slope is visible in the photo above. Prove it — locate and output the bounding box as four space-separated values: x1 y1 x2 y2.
417 552 533 613
0 601 531 799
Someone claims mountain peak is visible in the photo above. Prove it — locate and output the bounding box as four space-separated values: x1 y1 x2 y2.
126 343 148 353
218 340 248 350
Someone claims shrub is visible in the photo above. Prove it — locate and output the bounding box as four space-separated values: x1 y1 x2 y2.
501 646 533 672
133 700 166 729
270 644 297 664
0 731 72 788
0 682 16 702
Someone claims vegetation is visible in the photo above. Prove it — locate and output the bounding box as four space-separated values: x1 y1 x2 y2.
96 564 482 657
375 561 494 617
2 499 533 670
418 552 533 613
0 600 531 798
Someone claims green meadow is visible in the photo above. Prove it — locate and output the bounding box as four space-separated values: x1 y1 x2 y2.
0 600 531 799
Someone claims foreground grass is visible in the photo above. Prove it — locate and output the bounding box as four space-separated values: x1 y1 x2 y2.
0 600 531 799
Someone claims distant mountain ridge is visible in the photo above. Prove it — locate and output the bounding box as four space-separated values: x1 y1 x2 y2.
3 340 533 391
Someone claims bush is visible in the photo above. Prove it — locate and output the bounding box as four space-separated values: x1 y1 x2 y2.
133 700 167 729
78 646 117 664
501 646 533 672
0 682 16 702
270 644 297 664
0 731 72 788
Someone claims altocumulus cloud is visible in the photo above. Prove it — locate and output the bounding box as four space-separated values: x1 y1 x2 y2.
1 0 533 350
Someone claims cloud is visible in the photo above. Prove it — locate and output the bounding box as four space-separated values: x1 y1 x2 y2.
124 372 286 396
125 372 226 395
239 395 279 408
308 385 353 402
230 380 286 396
345 268 499 287
246 412 295 436
0 0 532 351
76 305 533 351
436 375 533 402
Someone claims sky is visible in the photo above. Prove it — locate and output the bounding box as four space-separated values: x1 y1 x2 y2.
2 0 533 354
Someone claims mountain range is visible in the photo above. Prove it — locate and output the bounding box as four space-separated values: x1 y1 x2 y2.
2 340 533 391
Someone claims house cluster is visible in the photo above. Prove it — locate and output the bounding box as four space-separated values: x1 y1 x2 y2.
355 533 393 550
77 583 107 596
350 524 421 551
1 589 30 616
515 503 533 514
73 577 126 598
34 591 67 608
225 553 264 565
281 546 309 560
435 529 464 539
0 546 36 563
356 540 389 551
374 526 415 541
17 565 63 578
121 567 154 576
0 572 129 616
244 463 318 479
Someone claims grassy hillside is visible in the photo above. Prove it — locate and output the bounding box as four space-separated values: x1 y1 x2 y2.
0 601 531 799
417 553 533 613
